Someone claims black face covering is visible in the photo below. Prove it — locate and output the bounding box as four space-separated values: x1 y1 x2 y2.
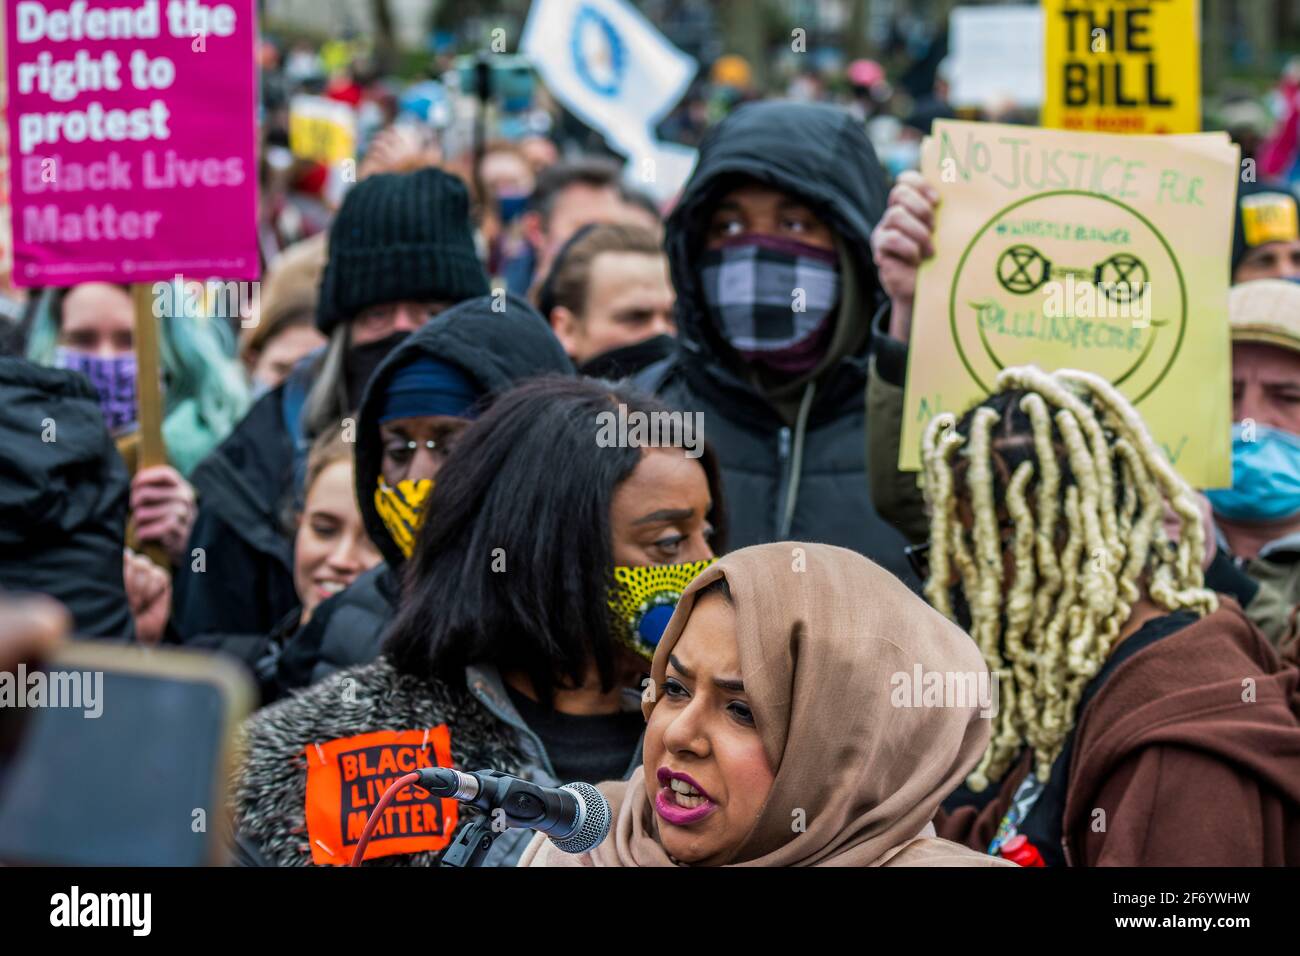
952 586 974 633
345 331 409 410
577 334 676 380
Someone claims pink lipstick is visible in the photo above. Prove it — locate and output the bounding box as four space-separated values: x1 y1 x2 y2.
654 767 717 826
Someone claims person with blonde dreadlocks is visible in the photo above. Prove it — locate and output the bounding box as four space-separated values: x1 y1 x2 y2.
906 365 1300 866
866 174 1300 865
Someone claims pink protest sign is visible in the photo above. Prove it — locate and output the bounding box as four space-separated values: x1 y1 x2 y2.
3 0 258 287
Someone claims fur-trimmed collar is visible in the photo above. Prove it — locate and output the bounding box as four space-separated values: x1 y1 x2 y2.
231 656 527 866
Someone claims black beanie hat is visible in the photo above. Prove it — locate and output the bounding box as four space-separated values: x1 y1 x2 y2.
316 167 490 334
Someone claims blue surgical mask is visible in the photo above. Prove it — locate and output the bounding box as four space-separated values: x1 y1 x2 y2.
1205 423 1300 522
497 192 529 225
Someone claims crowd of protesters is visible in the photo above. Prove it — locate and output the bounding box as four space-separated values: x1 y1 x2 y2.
1 30 1299 870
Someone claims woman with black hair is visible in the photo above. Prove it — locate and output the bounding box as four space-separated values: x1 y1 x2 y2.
232 377 727 867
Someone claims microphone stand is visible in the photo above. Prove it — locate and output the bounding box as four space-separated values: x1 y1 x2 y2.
439 815 499 868
434 769 591 867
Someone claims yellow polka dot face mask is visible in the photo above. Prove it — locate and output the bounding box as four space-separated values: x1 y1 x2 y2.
609 559 716 660
373 476 434 559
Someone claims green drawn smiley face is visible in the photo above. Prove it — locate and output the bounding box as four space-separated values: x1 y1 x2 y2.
950 190 1187 403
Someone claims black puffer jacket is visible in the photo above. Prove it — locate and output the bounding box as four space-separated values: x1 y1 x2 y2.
0 358 133 640
636 101 914 583
272 294 575 694
172 366 305 641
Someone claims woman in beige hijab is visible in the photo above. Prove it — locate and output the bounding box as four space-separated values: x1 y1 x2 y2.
521 542 1011 867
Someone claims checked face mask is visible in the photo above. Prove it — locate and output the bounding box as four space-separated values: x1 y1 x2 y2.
609 559 716 660
373 475 433 559
700 234 840 375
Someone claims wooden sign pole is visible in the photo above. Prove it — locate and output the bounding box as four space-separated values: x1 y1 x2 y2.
131 282 170 570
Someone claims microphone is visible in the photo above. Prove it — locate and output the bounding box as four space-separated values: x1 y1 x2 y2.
416 768 611 854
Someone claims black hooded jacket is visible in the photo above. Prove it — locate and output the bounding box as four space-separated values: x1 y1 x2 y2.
272 294 575 695
0 358 134 640
637 101 913 582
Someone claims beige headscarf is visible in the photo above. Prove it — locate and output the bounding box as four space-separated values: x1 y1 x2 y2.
521 542 1011 867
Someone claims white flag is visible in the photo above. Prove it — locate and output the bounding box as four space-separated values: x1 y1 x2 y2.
521 0 697 155
619 132 698 205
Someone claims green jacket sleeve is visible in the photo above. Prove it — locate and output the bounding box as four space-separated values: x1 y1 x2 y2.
1204 545 1300 650
866 311 929 545
1243 558 1300 653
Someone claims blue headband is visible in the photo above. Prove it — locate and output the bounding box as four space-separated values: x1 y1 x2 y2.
378 356 482 423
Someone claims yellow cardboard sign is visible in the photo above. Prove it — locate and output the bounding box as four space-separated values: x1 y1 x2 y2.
900 120 1239 489
1042 0 1200 134
289 95 357 165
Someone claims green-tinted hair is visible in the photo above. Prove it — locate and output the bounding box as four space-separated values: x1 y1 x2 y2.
26 283 251 475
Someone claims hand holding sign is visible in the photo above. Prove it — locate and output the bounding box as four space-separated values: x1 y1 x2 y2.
123 547 169 645
871 170 939 342
129 464 195 563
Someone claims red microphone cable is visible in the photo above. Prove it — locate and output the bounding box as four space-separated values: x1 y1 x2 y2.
349 770 422 866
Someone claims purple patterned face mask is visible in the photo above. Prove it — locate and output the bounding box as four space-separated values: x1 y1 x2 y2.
55 347 138 434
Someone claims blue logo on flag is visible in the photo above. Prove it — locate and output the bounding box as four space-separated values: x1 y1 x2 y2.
570 4 625 98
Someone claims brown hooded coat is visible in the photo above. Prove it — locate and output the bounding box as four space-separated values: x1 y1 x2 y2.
938 600 1300 865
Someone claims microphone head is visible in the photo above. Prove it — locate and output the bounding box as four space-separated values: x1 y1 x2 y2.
551 782 612 855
